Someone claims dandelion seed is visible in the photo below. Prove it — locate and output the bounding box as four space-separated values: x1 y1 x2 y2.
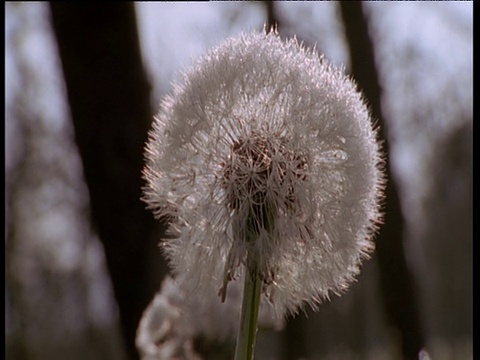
143 30 385 319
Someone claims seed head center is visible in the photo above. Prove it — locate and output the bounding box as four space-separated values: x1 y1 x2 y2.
219 131 309 216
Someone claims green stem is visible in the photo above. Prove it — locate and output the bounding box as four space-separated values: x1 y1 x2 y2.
234 255 262 360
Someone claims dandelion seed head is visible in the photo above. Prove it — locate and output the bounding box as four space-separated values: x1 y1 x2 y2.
143 30 385 318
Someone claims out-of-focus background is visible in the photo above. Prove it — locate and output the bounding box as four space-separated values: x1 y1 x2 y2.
5 2 472 360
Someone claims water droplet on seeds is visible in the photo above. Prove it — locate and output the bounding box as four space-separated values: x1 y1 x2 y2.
320 149 348 164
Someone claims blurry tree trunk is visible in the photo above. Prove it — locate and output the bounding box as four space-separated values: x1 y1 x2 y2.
421 121 472 345
282 313 308 360
264 1 280 31
340 1 424 359
50 4 167 359
339 2 425 359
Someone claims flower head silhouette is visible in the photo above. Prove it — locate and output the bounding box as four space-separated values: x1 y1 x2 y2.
143 30 385 318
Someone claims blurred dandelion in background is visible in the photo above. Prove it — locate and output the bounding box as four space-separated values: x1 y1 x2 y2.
136 275 282 360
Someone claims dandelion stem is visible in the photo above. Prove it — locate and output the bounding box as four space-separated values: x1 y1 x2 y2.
234 253 262 360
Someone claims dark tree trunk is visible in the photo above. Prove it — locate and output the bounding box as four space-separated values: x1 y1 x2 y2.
339 2 425 359
49 4 167 359
264 1 280 31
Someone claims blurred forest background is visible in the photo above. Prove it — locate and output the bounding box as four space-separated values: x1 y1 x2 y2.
5 2 472 360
